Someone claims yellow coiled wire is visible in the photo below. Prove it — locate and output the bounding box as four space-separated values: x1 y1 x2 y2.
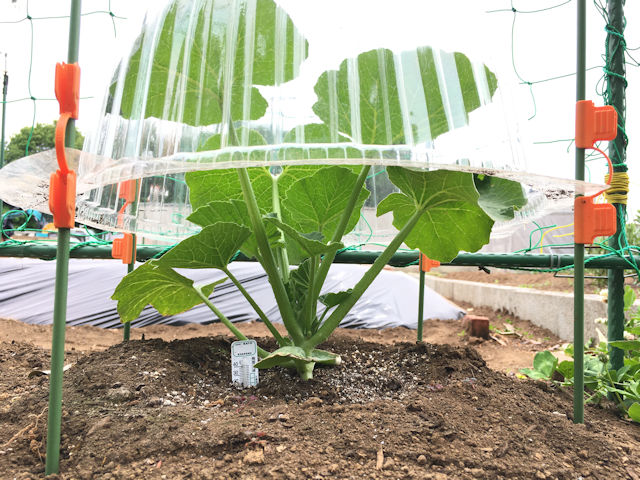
604 171 629 205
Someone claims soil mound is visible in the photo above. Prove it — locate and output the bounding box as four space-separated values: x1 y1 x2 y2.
2 336 640 479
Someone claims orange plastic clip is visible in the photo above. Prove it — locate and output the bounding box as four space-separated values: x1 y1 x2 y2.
574 196 616 244
575 100 617 149
112 233 136 264
49 62 80 228
118 180 139 203
419 253 440 272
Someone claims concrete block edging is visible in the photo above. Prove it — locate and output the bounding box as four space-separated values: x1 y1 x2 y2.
424 276 607 343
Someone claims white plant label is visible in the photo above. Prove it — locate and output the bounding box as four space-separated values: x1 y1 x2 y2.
231 340 259 387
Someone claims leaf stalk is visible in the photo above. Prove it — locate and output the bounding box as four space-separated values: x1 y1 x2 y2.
236 168 304 344
222 267 287 346
194 286 269 358
306 205 425 348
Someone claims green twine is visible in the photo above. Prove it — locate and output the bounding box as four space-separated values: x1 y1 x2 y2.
0 3 122 157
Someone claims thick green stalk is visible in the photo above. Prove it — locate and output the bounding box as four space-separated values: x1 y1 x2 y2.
271 173 290 282
222 266 286 346
194 286 269 358
302 256 319 335
311 166 371 304
236 168 303 343
295 359 315 380
307 206 425 348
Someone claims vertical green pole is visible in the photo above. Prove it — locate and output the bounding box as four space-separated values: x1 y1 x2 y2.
123 234 135 341
417 255 424 342
606 0 627 372
45 1 81 475
0 55 7 218
573 0 586 424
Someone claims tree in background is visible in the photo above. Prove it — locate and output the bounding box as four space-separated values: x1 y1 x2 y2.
3 121 84 163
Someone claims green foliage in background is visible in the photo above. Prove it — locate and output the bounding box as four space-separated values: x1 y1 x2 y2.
521 285 640 423
3 122 84 163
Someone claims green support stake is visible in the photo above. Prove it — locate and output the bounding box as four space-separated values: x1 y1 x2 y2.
122 257 133 341
417 255 425 342
123 234 136 342
45 1 81 475
3 243 640 269
606 0 627 372
0 54 7 218
572 0 587 425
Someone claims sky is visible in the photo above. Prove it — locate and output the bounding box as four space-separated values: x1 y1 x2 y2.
0 0 638 213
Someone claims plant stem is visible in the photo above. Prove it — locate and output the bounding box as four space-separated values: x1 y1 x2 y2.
295 359 315 380
194 286 269 358
311 166 371 305
302 256 318 335
223 266 287 346
306 206 425 348
236 168 304 344
271 173 290 283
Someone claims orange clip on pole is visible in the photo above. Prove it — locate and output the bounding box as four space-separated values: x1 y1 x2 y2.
112 233 136 264
419 253 440 272
49 62 80 229
575 100 617 149
573 100 617 244
574 196 617 244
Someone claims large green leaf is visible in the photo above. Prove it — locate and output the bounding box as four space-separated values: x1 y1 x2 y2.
198 128 267 152
159 222 250 269
610 340 640 352
282 124 365 161
377 168 493 262
116 0 308 126
319 290 352 308
112 261 222 323
282 166 370 239
519 351 558 381
254 345 311 369
556 360 574 380
186 165 324 213
187 200 279 259
263 217 344 258
287 259 314 321
474 175 527 221
188 199 250 228
312 47 498 145
628 402 640 423
253 346 341 369
309 349 341 365
187 168 273 212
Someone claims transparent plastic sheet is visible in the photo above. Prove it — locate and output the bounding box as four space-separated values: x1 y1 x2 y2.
0 0 608 244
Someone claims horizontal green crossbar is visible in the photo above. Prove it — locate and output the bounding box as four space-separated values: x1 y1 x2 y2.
0 243 636 269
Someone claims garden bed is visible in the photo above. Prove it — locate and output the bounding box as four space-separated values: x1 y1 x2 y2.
1 318 640 479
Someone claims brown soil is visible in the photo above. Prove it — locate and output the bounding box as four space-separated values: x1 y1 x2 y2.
2 270 639 479
1 316 640 479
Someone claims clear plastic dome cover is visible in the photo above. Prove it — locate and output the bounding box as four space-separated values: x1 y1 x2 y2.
0 0 606 243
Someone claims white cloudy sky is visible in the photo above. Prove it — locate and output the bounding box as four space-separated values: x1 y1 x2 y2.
0 0 638 211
